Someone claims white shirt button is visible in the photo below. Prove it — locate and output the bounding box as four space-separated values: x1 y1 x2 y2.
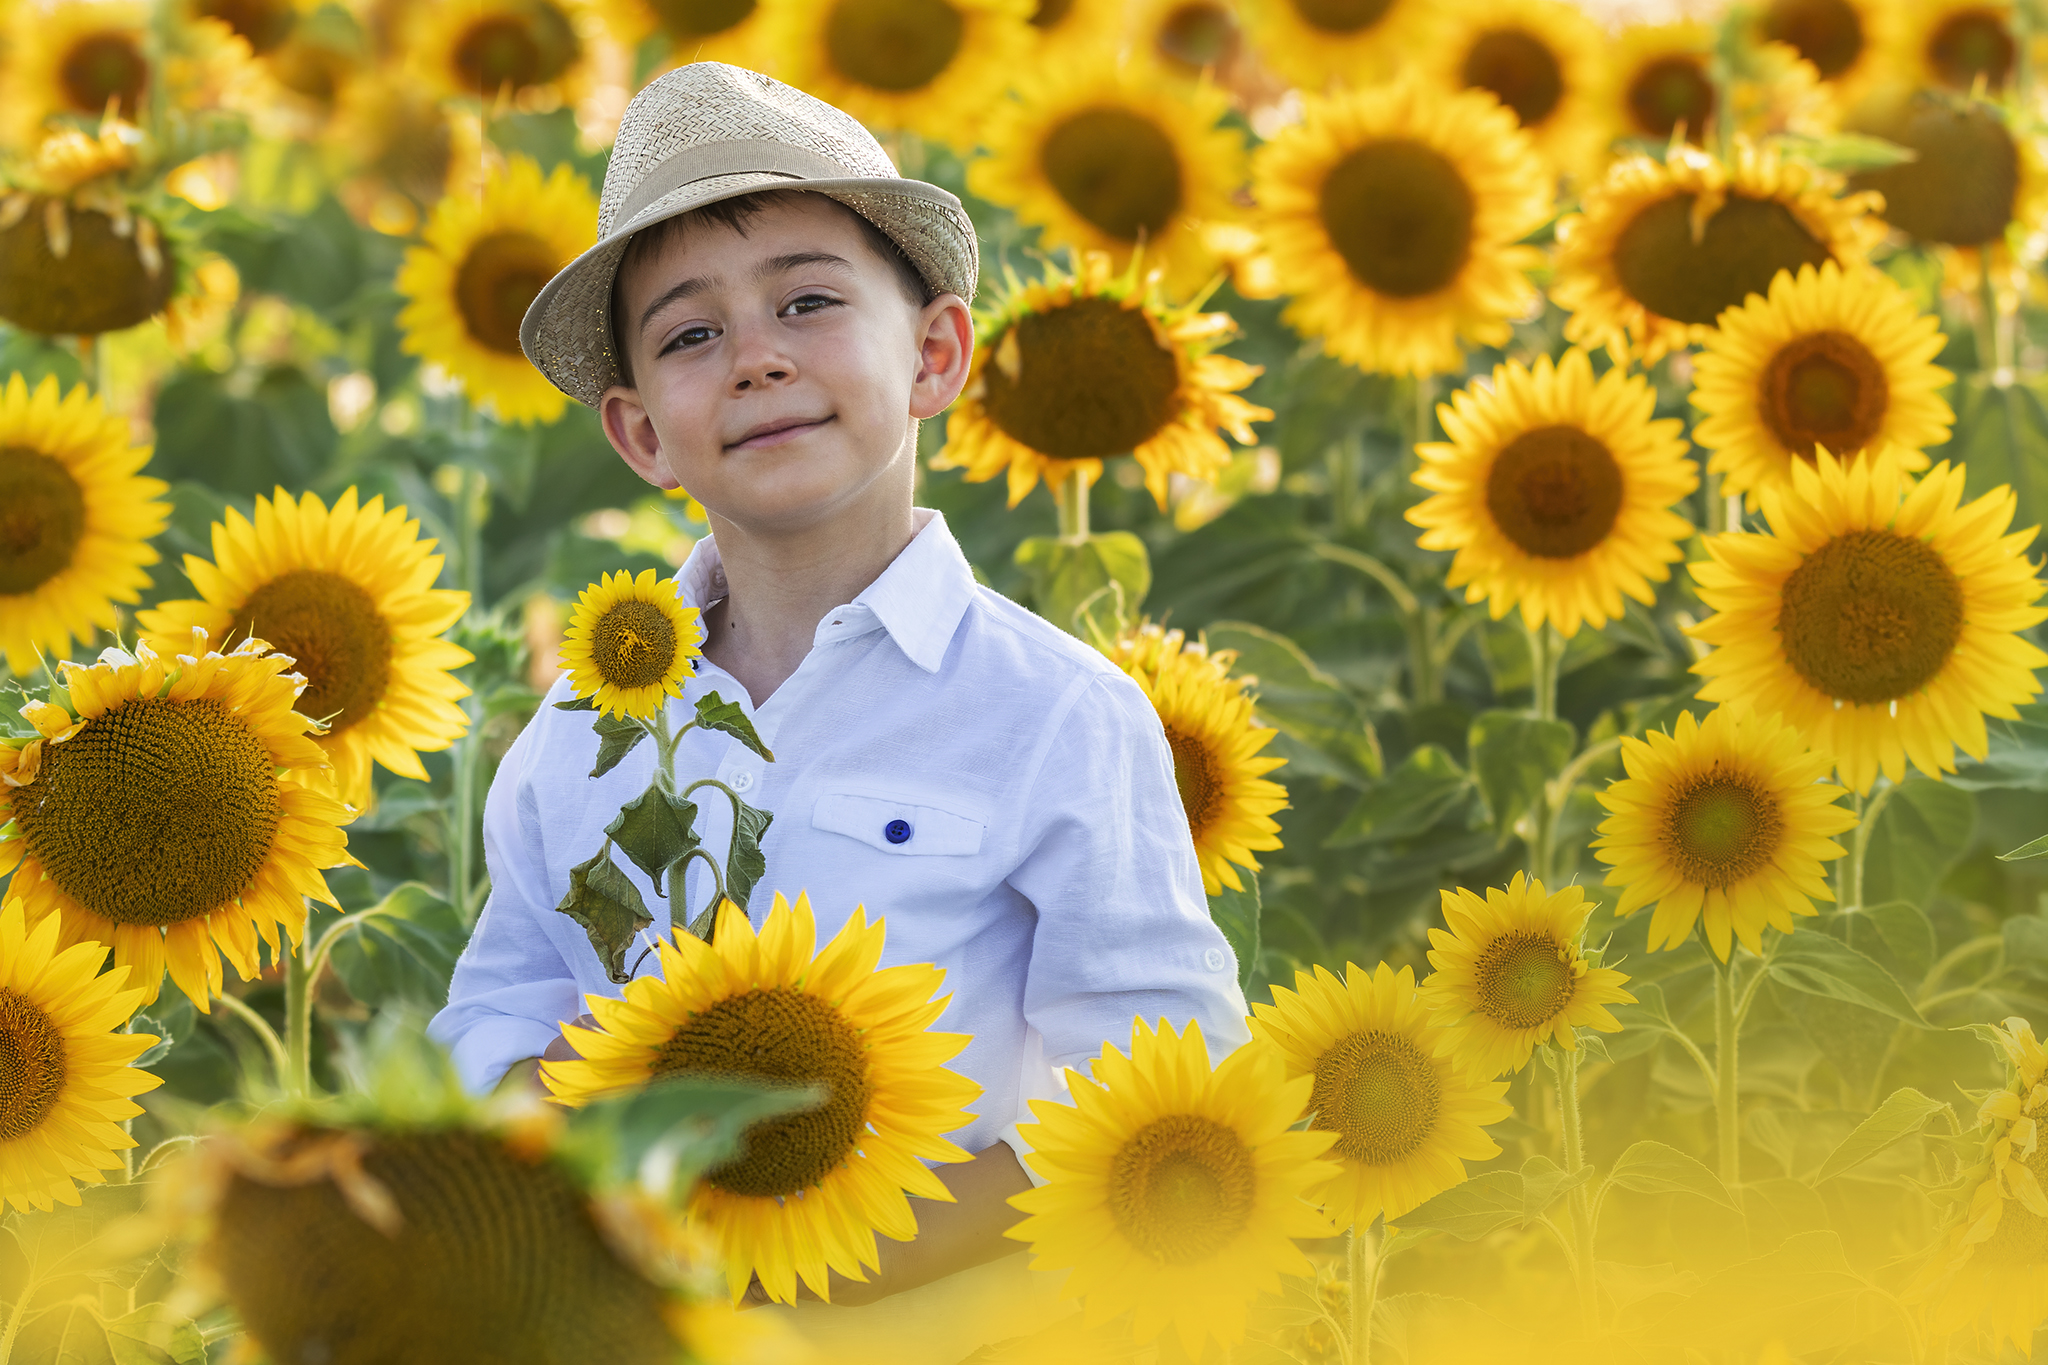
729 771 756 793
1203 947 1228 972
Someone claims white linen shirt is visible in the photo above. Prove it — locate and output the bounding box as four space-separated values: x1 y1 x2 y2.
428 509 1252 1163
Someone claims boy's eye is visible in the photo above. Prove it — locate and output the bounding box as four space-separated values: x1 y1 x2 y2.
662 325 717 354
784 293 840 317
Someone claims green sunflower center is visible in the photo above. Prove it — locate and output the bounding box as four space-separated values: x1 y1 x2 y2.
646 0 757 41
59 31 149 119
0 203 175 337
979 297 1181 459
0 990 67 1143
1664 767 1784 887
270 35 355 105
589 598 680 692
1292 0 1394 37
1983 1136 2048 1263
1759 330 1890 461
211 1130 677 1365
1486 424 1625 559
1041 108 1183 245
1779 528 1965 704
1624 54 1716 143
824 0 963 92
653 987 872 1199
1849 100 2019 247
1462 28 1565 129
197 0 300 54
1927 8 2014 91
1472 931 1576 1031
0 447 87 597
1108 1114 1257 1265
1310 1029 1442 1166
456 231 558 355
232 570 395 734
1029 0 1073 27
454 2 580 96
368 96 457 204
1319 140 1474 300
1164 723 1223 837
1154 1 1237 71
1613 192 1832 327
1761 0 1865 79
13 696 283 928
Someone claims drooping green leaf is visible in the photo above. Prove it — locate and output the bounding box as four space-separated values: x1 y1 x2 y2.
1602 981 1682 1062
694 691 775 762
1810 1087 1952 1184
1204 620 1381 785
1839 901 1937 984
605 784 701 896
1015 531 1152 636
1520 1153 1594 1218
1772 131 1916 170
723 798 774 916
1862 779 1977 906
558 1073 823 1199
556 846 652 983
1392 1169 1527 1239
553 694 597 712
1605 1140 1738 1210
589 712 650 779
1327 745 1472 847
2001 832 2048 861
1467 711 1575 839
1765 929 1928 1026
326 882 466 1011
1207 870 1261 995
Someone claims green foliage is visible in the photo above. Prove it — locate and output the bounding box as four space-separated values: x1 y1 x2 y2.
1467 711 1574 839
555 846 653 983
1014 531 1152 636
1208 871 1262 995
605 785 700 897
323 883 466 1012
693 690 775 763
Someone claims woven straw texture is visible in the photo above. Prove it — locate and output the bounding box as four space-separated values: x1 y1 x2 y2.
520 62 979 407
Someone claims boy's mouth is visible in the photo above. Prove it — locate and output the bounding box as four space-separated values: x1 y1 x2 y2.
726 415 833 451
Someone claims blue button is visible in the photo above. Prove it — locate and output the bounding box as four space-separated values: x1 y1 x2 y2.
884 819 912 845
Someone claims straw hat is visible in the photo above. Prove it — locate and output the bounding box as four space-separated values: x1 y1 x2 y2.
520 62 979 407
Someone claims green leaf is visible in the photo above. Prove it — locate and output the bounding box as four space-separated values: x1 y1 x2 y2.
1606 1139 1738 1210
1765 929 1928 1026
1207 870 1261 995
1772 131 1917 170
1327 744 1472 847
2002 832 2048 860
1392 1170 1527 1239
1862 779 1977 906
1015 531 1152 636
1775 984 1898 1098
2006 914 2048 980
605 784 701 897
1520 1153 1594 1218
723 798 774 916
326 882 466 1011
553 694 597 712
1841 901 1936 984
1602 981 1682 1062
1466 710 1574 839
1954 699 2048 790
555 846 652 983
694 691 775 762
104 1307 207 1365
559 1073 823 1199
589 712 650 779
1810 1087 1951 1184
1204 621 1381 785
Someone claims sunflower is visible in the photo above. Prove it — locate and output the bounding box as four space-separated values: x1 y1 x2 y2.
767 0 1033 150
591 0 768 70
1419 874 1636 1077
191 0 301 55
1248 961 1512 1229
1126 0 1246 83
1237 0 1421 92
0 897 162 1214
0 637 355 1011
136 488 474 813
967 63 1248 298
1846 92 2048 260
1023 0 1124 63
1593 704 1856 962
543 895 983 1306
1604 21 1718 148
557 567 703 720
1406 348 1698 639
402 0 588 107
1553 139 1884 367
328 74 487 236
1421 0 1606 183
0 375 168 677
1884 0 2028 93
1755 0 1895 110
1250 78 1551 377
0 1 152 147
932 253 1270 509
1691 262 1953 509
395 155 597 425
1004 1017 1339 1355
1689 447 2048 793
1106 623 1287 895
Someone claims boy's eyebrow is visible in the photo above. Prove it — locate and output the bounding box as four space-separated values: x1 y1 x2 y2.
636 252 859 334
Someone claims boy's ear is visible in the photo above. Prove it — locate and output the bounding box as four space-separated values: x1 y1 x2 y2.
909 293 974 421
599 386 681 490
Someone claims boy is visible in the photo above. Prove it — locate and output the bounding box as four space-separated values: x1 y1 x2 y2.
428 62 1251 1351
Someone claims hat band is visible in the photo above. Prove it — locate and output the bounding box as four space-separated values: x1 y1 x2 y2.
610 139 863 231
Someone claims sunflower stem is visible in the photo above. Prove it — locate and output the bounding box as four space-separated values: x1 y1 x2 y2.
1529 621 1560 722
1056 467 1090 540
1713 956 1741 1187
220 988 294 1096
1346 1220 1380 1365
1548 1045 1600 1332
0 1273 37 1365
1844 783 1894 914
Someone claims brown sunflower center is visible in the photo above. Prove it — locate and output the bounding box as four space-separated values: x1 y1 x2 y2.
58 32 149 119
1108 1114 1257 1265
646 0 757 41
1461 29 1565 129
1164 723 1223 837
589 599 680 691
454 3 580 96
1613 192 1832 327
1927 8 2014 91
1029 0 1073 27
1849 100 2019 246
979 297 1181 458
456 232 559 355
269 36 356 105
232 570 395 734
1761 0 1865 79
1759 330 1890 460
1472 932 1576 1030
653 988 872 1199
1154 2 1237 71
1040 108 1182 244
1664 768 1784 886
0 990 67 1143
1625 55 1716 143
13 696 284 928
824 0 963 92
1778 528 1965 704
367 96 457 204
1983 1138 2048 1263
1319 140 1474 300
0 203 176 336
1292 0 1394 36
0 447 87 597
197 0 300 54
1485 425 1625 559
211 1130 677 1365
1310 1029 1442 1166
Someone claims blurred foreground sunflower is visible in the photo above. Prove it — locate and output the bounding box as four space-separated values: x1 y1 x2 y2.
1407 348 1697 638
1237 0 1421 91
1689 447 2048 792
0 637 354 1010
138 487 474 812
1126 0 1245 83
0 0 153 146
1847 93 2048 280
593 0 769 70
1593 704 1855 961
558 567 703 720
0 374 168 676
544 895 982 1305
328 73 487 235
1423 0 1606 182
1604 21 1718 147
1884 0 2027 94
403 0 588 107
1755 0 1894 109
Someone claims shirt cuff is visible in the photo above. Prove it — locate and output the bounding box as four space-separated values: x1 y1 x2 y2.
444 1017 565 1095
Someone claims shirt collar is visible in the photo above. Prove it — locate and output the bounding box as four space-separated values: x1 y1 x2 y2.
672 508 976 675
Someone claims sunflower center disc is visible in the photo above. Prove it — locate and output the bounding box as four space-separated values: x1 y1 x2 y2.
456 4 579 95
1760 0 1864 78
0 447 87 596
646 0 756 40
1759 330 1890 460
369 99 457 203
980 297 1181 458
1624 55 1716 142
1319 140 1474 300
0 990 67 1143
1983 1141 2048 1264
1461 29 1565 129
1164 723 1224 836
0 203 175 335
1473 931 1576 1030
1485 424 1625 559
14 696 283 927
1779 529 1965 704
1927 9 2014 91
1107 1114 1257 1265
1029 0 1073 26
825 0 963 92
1849 100 2019 247
1291 0 1393 37
212 1130 677 1365
232 570 396 733
197 0 299 53
456 231 560 355
1154 2 1237 70
59 32 149 118
1664 768 1784 886
1040 108 1183 244
1311 1029 1442 1165
589 599 680 691
655 988 873 1198
1614 192 1832 327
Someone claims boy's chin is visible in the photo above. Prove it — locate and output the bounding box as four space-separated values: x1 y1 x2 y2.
702 468 894 536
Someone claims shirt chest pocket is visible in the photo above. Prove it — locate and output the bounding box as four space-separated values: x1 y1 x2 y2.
811 790 986 856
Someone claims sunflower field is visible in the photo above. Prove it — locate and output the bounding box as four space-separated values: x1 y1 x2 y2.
10 0 2048 1359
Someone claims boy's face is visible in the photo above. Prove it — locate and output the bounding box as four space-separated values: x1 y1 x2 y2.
597 195 971 536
